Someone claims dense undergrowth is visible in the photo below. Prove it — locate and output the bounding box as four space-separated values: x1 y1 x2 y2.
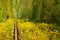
0 19 14 40
0 19 60 40
18 19 60 40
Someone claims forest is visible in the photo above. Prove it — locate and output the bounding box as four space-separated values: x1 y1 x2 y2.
0 0 60 40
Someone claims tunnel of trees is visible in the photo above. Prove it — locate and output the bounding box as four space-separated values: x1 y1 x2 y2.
0 0 60 25
0 0 60 40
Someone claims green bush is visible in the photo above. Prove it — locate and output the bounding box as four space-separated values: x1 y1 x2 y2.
18 21 60 40
0 19 14 40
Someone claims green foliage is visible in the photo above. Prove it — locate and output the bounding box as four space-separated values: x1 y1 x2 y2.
0 0 60 40
0 0 60 24
18 20 60 40
31 0 42 22
0 19 14 40
18 22 49 40
0 18 60 40
0 0 3 22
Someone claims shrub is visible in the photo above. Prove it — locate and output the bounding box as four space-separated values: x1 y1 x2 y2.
18 22 49 40
18 21 60 40
0 19 14 40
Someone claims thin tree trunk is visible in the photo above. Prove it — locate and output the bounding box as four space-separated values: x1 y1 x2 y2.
2 0 7 20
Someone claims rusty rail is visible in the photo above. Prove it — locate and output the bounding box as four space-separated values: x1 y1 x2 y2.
14 21 18 40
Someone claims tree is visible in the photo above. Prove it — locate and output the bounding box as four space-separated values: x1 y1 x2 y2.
2 0 7 20
31 0 42 22
0 0 3 22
